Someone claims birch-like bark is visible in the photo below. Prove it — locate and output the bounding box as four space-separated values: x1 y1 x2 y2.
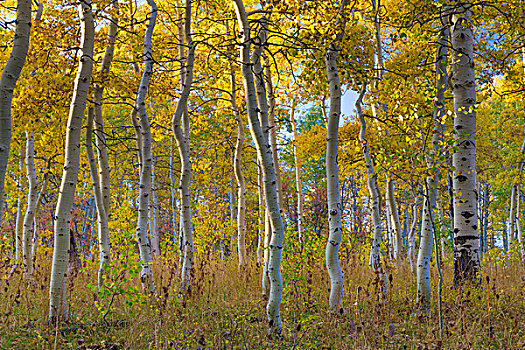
133 0 157 294
291 103 304 246
172 0 195 291
356 84 388 295
15 147 25 260
387 179 403 259
324 0 349 312
408 197 421 272
264 63 284 210
509 184 517 243
169 136 178 245
31 173 48 266
257 162 263 263
0 0 32 223
149 155 160 258
417 13 449 309
233 0 285 333
451 2 480 283
22 131 37 280
49 0 94 322
93 0 118 216
230 59 246 268
86 108 110 287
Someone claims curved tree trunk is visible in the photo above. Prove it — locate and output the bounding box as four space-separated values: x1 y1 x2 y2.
356 84 388 296
451 2 480 283
230 59 246 268
324 0 349 312
133 0 157 295
49 0 94 322
22 131 37 281
15 147 26 260
86 108 110 288
93 0 118 217
0 0 32 223
233 0 285 333
172 0 196 292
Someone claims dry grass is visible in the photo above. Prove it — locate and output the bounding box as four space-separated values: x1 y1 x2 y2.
1 245 524 349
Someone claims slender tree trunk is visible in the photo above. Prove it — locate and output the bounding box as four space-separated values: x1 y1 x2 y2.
149 155 160 258
93 0 118 217
509 184 517 244
172 0 196 292
257 162 263 263
230 58 246 268
22 131 37 281
169 136 179 246
49 0 94 322
86 108 111 287
417 12 449 309
408 197 421 272
324 0 349 312
387 179 403 259
233 0 285 333
133 0 157 294
0 0 32 223
356 84 388 295
451 1 480 283
291 103 304 247
31 172 48 267
15 147 25 260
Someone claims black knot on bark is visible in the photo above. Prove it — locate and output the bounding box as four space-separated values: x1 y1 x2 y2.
461 211 474 219
456 175 468 182
330 209 337 215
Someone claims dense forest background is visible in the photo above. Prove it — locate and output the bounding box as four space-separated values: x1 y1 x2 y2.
0 0 524 348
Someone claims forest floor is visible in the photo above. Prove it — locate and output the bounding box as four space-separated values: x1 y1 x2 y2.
1 245 524 349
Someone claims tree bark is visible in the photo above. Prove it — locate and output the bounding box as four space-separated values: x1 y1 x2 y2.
86 108 111 288
149 155 160 258
31 172 48 268
290 102 304 247
233 0 285 333
49 0 94 322
22 131 37 281
451 1 480 283
324 0 349 312
132 0 157 294
387 179 403 259
172 0 196 292
15 147 25 260
0 0 32 223
356 84 388 296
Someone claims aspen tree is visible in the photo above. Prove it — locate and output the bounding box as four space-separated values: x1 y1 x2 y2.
86 108 110 287
133 0 157 294
233 0 285 333
290 102 304 246
356 84 388 295
0 0 32 223
417 10 449 310
172 0 196 291
325 0 349 312
451 1 480 282
14 147 25 260
149 155 160 258
49 0 94 322
31 172 48 267
22 132 37 281
230 56 246 268
92 0 118 217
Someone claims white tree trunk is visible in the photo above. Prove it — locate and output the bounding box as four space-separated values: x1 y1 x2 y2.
133 0 157 295
408 197 421 272
93 0 117 217
387 180 403 259
356 84 388 296
15 147 25 260
31 172 48 266
149 155 160 258
324 0 349 312
257 162 263 263
22 131 37 280
417 13 449 309
86 107 111 288
451 2 480 283
172 0 196 292
233 0 285 333
49 0 94 322
230 59 246 268
509 184 517 244
291 103 304 247
0 0 32 222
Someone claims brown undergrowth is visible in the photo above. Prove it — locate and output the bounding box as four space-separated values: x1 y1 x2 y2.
0 246 524 349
